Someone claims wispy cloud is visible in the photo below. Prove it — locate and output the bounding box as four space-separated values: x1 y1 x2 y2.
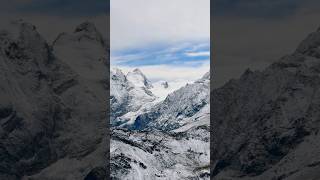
111 0 210 51
185 51 210 57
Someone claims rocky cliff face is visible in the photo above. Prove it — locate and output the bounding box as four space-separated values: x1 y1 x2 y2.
0 20 108 180
211 27 320 180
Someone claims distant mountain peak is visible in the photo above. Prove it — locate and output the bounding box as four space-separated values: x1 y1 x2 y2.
161 81 169 88
133 68 143 73
112 67 124 74
195 72 210 84
127 69 153 89
111 68 127 82
201 72 210 80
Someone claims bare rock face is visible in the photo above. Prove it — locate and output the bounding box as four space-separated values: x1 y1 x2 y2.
211 27 320 180
0 20 108 180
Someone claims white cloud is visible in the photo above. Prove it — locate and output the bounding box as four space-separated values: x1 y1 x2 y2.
113 61 209 84
185 51 210 57
111 0 210 51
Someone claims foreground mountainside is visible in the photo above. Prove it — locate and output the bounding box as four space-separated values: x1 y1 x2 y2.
0 20 108 179
110 70 210 179
211 27 320 179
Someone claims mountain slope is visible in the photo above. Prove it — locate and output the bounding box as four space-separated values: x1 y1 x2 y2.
0 20 108 180
211 27 320 180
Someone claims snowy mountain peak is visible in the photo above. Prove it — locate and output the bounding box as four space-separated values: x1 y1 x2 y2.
53 21 105 48
133 68 143 73
10 19 37 34
74 21 105 46
5 19 35 30
202 72 210 80
0 20 44 44
74 21 98 34
52 22 107 82
195 71 210 84
112 67 124 75
111 68 127 82
127 68 153 89
295 27 320 56
0 20 50 68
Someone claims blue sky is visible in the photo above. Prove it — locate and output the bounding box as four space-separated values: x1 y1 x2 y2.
111 41 209 67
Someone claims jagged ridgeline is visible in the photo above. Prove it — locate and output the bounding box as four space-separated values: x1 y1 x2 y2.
211 27 320 179
0 20 108 179
110 67 210 179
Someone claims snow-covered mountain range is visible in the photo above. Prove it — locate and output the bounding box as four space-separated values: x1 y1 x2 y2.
0 20 108 180
3 17 320 180
110 67 210 179
0 19 210 180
